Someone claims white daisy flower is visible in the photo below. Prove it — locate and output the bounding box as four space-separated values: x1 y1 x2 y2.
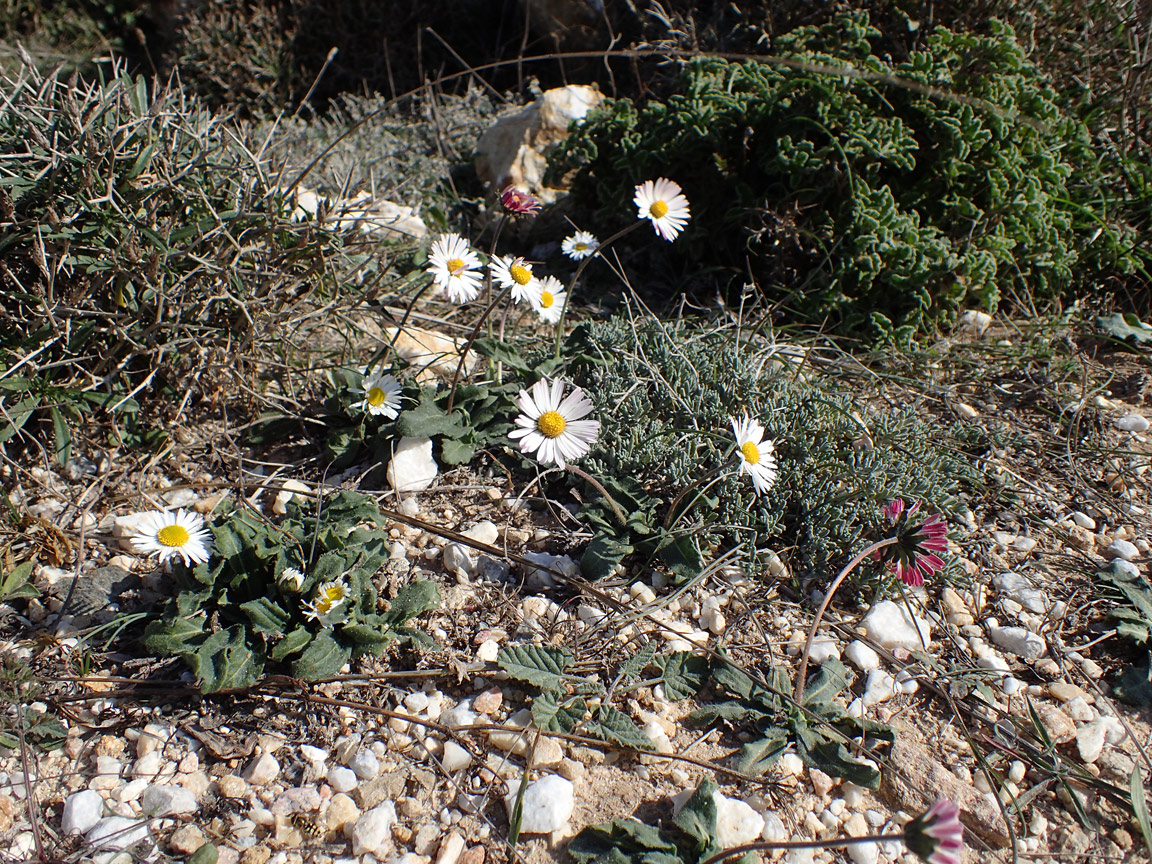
426 233 483 303
490 254 541 304
352 370 402 418
633 177 691 241
730 415 778 495
509 378 599 468
562 231 599 261
131 509 215 566
278 567 305 593
303 578 350 628
531 276 567 324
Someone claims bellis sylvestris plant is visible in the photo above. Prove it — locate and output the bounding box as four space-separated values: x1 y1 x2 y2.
532 276 567 324
352 371 402 419
510 378 600 468
730 414 778 495
903 799 964 864
562 230 599 260
131 509 215 566
873 499 948 586
634 177 691 241
427 233 483 303
490 254 542 304
500 185 541 215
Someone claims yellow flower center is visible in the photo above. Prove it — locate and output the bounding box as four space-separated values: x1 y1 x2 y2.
509 263 532 285
367 387 388 407
741 441 761 465
446 257 466 275
315 584 347 613
540 291 555 309
575 242 588 251
649 200 669 219
537 410 566 439
157 525 190 547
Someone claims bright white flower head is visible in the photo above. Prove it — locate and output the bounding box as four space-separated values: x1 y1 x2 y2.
490 254 541 304
562 231 599 261
303 578 350 628
278 567 306 593
352 370 402 418
130 509 215 566
634 178 691 241
730 414 778 495
531 276 567 324
426 233 483 303
510 378 599 468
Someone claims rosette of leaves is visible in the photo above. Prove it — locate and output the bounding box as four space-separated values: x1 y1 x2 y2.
320 367 523 472
143 490 439 691
564 316 970 584
548 13 1132 340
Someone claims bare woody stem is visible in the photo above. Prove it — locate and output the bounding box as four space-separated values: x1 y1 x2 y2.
793 536 899 705
698 832 907 864
564 464 629 529
553 220 644 360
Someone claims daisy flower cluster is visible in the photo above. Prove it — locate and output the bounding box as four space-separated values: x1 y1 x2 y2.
422 178 691 320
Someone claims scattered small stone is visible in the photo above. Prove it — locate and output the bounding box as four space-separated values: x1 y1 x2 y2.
387 437 438 493
1116 414 1150 433
62 789 104 835
807 636 840 665
170 824 207 855
326 793 361 836
808 769 835 798
348 749 381 780
712 793 765 846
860 601 931 650
352 802 398 856
436 832 467 864
217 775 250 799
1036 704 1077 744
988 624 1046 660
471 687 503 715
141 784 198 816
328 765 358 793
844 640 881 672
1105 539 1140 561
504 775 574 834
242 753 280 786
87 816 151 851
441 742 473 773
1076 720 1109 764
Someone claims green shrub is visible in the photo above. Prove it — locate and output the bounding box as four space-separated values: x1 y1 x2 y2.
549 13 1139 340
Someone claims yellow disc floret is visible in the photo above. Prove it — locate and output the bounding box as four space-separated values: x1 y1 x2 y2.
537 410 566 439
157 525 191 547
540 291 555 309
649 200 669 219
509 263 533 285
367 387 388 407
446 257 466 274
741 441 761 465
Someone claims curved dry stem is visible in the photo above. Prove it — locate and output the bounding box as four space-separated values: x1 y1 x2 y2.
793 536 898 705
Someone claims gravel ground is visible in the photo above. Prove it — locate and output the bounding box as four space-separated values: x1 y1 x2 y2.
2 321 1151 864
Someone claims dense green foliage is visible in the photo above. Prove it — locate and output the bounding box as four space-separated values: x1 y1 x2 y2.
143 491 439 691
550 14 1142 340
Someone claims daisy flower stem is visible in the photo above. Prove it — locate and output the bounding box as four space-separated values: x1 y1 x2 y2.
794 536 899 705
486 214 509 340
553 220 644 360
446 282 516 414
564 464 628 529
699 833 908 864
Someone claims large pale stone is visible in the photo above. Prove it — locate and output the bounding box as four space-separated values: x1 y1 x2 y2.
475 86 604 203
504 775 574 833
860 601 932 651
387 437 438 493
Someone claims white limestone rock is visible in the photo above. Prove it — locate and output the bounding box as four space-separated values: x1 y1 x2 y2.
860 601 932 650
62 789 104 835
505 775 574 834
387 437 438 493
141 784 197 816
352 802 398 855
989 624 1046 660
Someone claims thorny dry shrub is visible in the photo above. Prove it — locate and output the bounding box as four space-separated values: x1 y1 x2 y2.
0 58 426 463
